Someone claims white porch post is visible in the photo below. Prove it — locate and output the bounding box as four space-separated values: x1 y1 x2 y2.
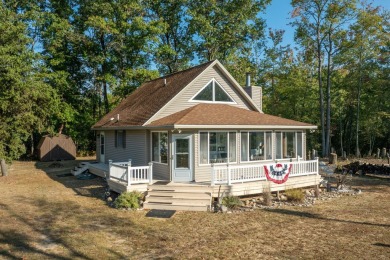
127 159 132 187
227 163 231 185
108 160 112 180
148 162 153 184
211 163 215 186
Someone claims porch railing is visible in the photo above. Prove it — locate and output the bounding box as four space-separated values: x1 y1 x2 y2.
211 159 319 186
108 160 153 186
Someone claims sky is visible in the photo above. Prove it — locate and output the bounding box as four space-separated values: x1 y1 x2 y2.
262 0 390 48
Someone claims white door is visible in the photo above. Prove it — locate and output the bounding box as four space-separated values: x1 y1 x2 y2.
100 132 105 163
172 134 193 182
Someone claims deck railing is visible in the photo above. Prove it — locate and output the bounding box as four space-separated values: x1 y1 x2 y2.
211 159 319 185
108 160 153 186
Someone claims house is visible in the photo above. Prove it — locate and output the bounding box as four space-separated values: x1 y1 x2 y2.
90 60 321 211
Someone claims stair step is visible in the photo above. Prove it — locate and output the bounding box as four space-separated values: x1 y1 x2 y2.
143 202 210 212
148 185 212 193
147 191 211 199
145 196 211 205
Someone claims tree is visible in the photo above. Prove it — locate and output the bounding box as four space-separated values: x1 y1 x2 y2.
188 0 270 63
338 2 389 156
291 0 328 157
0 3 60 175
146 0 193 74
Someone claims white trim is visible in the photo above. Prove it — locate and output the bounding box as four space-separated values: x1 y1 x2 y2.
143 60 218 126
240 131 273 163
198 130 238 166
189 78 236 104
173 125 317 130
274 131 304 160
150 131 169 165
172 134 193 182
143 60 262 126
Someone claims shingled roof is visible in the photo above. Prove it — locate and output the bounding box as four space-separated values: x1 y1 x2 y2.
92 60 215 129
147 104 316 129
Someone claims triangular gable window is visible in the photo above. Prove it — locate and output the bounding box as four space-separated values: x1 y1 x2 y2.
192 79 234 103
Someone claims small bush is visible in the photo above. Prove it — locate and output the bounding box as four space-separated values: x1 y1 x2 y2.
114 191 144 209
284 189 304 202
222 196 242 209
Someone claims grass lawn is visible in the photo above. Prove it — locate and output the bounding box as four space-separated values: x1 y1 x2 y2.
0 159 389 259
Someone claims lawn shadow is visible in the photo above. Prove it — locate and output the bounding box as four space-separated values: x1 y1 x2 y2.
34 158 108 201
265 208 390 228
0 196 134 259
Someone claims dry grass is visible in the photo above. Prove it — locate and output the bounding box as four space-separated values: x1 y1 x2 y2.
0 159 389 259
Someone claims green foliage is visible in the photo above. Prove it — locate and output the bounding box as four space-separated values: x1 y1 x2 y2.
284 189 305 202
222 196 242 209
114 191 144 209
0 4 61 163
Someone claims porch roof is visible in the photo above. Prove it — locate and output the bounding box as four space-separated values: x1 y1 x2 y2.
147 104 317 129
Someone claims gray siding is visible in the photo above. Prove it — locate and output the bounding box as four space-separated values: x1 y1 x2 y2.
153 163 170 181
151 65 254 122
104 130 148 166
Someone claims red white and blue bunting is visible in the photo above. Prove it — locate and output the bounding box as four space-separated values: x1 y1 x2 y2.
264 163 292 184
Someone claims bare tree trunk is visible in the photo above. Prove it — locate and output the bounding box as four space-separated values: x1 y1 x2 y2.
325 34 332 157
317 44 325 157
0 159 7 176
356 52 362 158
30 133 34 156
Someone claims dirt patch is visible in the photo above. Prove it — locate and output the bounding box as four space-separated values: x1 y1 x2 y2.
0 159 389 259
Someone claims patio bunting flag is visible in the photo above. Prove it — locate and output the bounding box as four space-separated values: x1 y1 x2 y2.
264 163 292 184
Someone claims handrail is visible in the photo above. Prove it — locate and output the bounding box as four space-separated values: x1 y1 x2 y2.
108 160 153 186
211 159 319 186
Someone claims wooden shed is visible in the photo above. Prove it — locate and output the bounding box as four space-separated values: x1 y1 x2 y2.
37 134 76 161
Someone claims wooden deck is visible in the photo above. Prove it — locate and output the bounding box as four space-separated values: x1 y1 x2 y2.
85 161 322 211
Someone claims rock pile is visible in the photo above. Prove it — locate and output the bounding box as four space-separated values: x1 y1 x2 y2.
225 188 362 213
341 161 390 176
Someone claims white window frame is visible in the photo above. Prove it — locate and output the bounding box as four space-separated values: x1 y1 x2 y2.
274 131 304 160
240 131 273 163
190 78 236 104
151 131 168 165
198 131 237 165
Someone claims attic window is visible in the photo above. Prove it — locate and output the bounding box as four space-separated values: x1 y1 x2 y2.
191 79 234 103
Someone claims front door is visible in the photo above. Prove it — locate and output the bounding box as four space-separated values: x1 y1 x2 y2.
99 132 105 163
172 134 193 182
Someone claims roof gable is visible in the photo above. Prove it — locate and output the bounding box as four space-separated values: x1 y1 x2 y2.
92 60 214 128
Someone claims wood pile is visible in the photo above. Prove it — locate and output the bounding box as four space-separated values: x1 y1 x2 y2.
340 161 390 176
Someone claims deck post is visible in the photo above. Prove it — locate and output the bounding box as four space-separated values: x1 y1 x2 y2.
227 163 231 185
108 160 112 180
127 159 132 187
315 157 319 174
148 162 153 184
211 164 215 186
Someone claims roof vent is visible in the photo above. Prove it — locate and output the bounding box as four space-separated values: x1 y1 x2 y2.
164 78 167 86
116 114 120 121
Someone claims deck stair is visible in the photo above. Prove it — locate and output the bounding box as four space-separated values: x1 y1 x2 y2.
144 183 213 212
71 162 90 176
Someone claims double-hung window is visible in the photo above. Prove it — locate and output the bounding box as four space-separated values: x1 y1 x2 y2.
241 131 272 161
152 132 168 164
199 132 236 164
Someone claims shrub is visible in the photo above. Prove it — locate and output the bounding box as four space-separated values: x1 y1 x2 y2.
114 191 144 209
222 196 242 209
284 188 304 202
